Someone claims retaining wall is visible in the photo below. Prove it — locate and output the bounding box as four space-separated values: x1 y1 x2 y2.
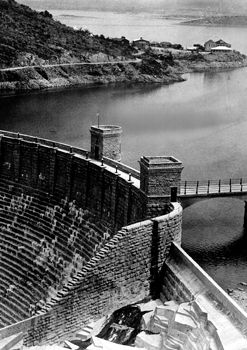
161 242 247 335
0 203 182 344
22 203 182 345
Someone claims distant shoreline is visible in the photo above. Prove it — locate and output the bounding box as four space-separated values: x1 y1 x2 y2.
181 15 247 28
181 22 247 28
1 51 247 94
1 0 247 94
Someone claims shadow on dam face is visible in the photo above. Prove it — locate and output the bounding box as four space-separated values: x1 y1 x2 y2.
150 220 159 299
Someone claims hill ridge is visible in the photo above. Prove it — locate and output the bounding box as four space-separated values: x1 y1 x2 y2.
0 0 133 68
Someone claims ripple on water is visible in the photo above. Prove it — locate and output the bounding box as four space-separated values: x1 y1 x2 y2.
182 198 247 290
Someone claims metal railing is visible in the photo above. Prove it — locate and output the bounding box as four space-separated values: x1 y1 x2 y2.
0 130 89 156
180 178 247 196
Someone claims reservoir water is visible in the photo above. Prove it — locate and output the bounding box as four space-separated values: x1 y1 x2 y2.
2 11 247 290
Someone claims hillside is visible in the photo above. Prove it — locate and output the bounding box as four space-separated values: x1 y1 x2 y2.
0 0 247 92
182 15 247 27
0 0 134 68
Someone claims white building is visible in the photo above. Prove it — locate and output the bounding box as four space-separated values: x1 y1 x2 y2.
211 46 232 53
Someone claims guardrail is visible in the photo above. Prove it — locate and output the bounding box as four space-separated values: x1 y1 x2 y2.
0 130 89 157
0 130 140 183
180 178 247 195
103 156 140 180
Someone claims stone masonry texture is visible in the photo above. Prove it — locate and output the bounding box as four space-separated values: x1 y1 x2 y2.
24 204 182 346
0 131 182 345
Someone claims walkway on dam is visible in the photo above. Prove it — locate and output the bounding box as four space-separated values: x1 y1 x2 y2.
82 157 247 204
84 157 247 202
0 59 141 72
77 156 141 188
1 128 246 202
180 178 247 197
89 160 247 203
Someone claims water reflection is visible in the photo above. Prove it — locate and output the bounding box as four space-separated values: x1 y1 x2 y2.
108 83 165 98
203 70 232 85
182 197 246 289
186 234 247 265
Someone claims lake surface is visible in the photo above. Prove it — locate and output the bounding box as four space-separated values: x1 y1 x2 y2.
50 10 247 54
2 11 247 290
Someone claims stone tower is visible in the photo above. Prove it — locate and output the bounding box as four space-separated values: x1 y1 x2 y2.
139 156 183 217
90 125 122 161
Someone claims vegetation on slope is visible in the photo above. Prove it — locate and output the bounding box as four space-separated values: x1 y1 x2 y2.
0 0 134 68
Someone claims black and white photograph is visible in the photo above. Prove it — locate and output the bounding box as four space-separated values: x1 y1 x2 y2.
1 0 247 349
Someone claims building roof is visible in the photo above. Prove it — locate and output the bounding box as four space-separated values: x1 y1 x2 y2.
216 39 229 44
204 40 216 44
133 37 150 43
187 46 198 51
211 46 232 51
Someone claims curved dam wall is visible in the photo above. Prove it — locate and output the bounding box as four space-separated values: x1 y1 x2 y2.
0 183 112 328
0 131 147 229
0 130 183 345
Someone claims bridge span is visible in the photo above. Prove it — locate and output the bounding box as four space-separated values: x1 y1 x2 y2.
179 178 247 208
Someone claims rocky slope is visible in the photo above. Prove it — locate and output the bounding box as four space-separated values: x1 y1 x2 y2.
0 58 185 92
1 50 247 92
0 0 133 68
172 50 247 73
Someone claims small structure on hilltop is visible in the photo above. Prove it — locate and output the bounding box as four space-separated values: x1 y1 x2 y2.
132 37 150 50
193 43 205 51
216 39 231 48
211 46 232 53
187 46 200 52
204 39 232 52
204 39 217 51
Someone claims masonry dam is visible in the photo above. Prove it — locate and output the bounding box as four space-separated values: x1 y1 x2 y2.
0 126 247 350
